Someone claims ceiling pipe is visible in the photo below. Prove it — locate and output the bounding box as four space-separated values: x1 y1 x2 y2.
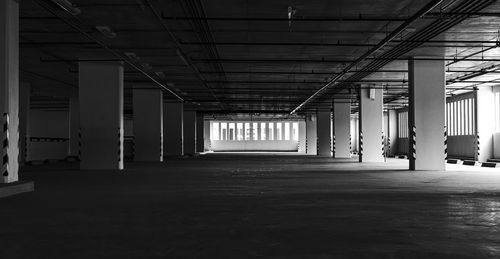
142 0 222 108
33 0 184 101
290 0 443 114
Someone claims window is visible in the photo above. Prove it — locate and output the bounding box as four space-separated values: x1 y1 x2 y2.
252 122 258 140
268 123 274 140
292 122 299 141
284 122 290 140
276 123 282 140
237 123 243 140
446 94 475 136
221 123 227 140
228 123 235 140
245 122 251 140
212 122 219 140
495 90 500 133
260 122 266 140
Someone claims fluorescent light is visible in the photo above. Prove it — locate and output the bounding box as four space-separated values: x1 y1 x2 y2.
51 0 81 15
95 26 117 39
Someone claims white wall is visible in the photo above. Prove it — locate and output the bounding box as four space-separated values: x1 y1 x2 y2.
493 132 500 158
448 135 475 159
212 140 298 152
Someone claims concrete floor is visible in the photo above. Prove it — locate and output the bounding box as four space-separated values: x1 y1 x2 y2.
1 153 500 258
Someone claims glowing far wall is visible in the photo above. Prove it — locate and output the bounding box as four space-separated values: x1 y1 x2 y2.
209 120 303 152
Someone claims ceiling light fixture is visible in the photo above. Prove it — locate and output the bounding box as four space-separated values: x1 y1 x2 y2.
124 52 139 61
141 63 152 70
176 49 189 66
51 0 81 15
155 72 166 78
95 26 117 39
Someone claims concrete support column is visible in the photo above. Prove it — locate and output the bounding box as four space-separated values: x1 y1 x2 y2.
0 0 19 183
317 111 331 157
359 87 384 162
183 111 196 156
203 119 210 151
79 61 124 170
350 116 359 154
196 113 204 152
306 113 317 155
68 95 79 159
298 120 306 153
333 102 351 158
163 101 183 156
132 88 163 162
408 59 446 170
19 83 30 164
387 110 398 157
475 87 495 162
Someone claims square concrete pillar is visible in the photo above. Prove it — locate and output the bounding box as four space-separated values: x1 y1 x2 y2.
133 88 163 162
183 111 196 156
19 83 30 164
359 87 384 162
387 110 398 157
79 62 124 170
408 59 446 170
163 101 183 157
475 87 495 162
317 111 331 157
306 113 317 155
203 118 210 151
0 0 20 183
196 113 204 152
68 95 79 159
298 120 306 153
333 102 351 158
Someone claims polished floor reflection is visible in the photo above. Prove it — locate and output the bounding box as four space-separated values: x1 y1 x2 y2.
1 154 500 258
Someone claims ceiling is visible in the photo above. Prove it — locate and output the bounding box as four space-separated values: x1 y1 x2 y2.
19 0 500 116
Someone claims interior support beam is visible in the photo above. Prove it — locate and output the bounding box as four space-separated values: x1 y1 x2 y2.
408 58 446 170
79 61 124 170
359 87 384 163
0 0 20 182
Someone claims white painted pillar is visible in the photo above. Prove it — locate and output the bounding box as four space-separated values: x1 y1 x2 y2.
408 59 446 170
163 101 183 156
350 116 359 154
133 87 163 162
298 120 306 153
0 0 19 182
183 111 196 156
68 95 79 159
333 102 351 158
387 110 398 157
79 61 124 170
475 87 495 162
204 119 210 151
19 83 30 164
196 113 204 152
317 111 331 157
359 87 384 162
306 113 317 155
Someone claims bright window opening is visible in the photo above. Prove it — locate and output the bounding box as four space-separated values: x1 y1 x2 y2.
260 122 266 140
276 123 282 140
284 122 290 140
268 123 274 140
